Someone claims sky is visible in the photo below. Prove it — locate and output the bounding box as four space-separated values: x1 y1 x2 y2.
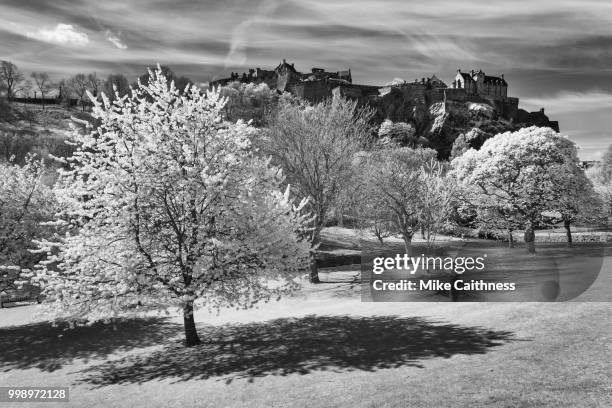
1 0 611 159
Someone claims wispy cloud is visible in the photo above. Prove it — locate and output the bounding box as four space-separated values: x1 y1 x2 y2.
522 91 612 114
25 23 89 47
223 0 282 68
105 30 127 49
2 0 612 158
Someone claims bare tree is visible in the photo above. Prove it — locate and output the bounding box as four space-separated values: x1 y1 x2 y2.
56 79 72 105
0 61 24 102
15 79 32 98
87 72 101 100
69 74 89 111
102 74 130 101
31 72 52 110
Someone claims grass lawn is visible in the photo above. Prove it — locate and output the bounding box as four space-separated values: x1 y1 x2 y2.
0 232 610 408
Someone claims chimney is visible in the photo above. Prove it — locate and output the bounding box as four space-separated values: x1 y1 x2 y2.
501 73 504 80
540 108 545 114
457 68 461 73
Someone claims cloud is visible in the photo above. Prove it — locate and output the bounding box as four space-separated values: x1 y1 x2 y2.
522 91 612 114
105 30 127 49
25 23 88 47
224 0 282 68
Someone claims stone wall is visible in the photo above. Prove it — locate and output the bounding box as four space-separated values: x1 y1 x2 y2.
293 80 333 102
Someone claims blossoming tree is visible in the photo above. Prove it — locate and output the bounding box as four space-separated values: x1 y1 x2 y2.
0 155 56 297
31 67 310 346
451 126 587 253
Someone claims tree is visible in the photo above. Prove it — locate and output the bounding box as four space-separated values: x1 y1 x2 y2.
218 81 277 125
15 79 33 101
56 79 71 105
0 155 56 297
102 74 130 102
30 67 310 346
68 74 89 111
601 144 612 184
451 126 580 254
87 73 102 99
357 147 441 255
551 158 603 247
378 119 423 147
449 133 470 161
586 161 612 220
31 72 52 109
264 96 373 282
418 160 457 244
136 66 192 94
0 61 24 101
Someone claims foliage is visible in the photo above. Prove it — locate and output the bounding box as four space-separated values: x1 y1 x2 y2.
265 96 373 232
449 132 470 160
451 126 589 248
217 81 278 125
0 155 57 294
136 65 192 93
29 67 310 345
586 162 612 218
102 74 131 102
264 96 373 282
356 147 451 253
600 144 612 184
378 119 423 147
0 128 76 166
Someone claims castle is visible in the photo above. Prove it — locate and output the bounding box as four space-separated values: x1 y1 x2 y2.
210 61 556 127
211 59 353 101
452 69 508 98
212 60 515 103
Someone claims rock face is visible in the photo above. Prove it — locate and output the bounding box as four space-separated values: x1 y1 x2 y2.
363 86 559 159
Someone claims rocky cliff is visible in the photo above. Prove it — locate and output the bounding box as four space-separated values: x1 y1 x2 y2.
365 86 559 159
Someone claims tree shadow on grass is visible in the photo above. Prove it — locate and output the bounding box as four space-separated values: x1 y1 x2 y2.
0 318 181 372
77 315 517 385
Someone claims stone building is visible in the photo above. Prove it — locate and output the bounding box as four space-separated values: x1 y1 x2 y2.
210 59 352 97
452 69 508 98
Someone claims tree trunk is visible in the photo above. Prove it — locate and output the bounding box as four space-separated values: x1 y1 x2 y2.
524 223 536 254
508 229 514 248
402 233 413 256
309 257 320 283
564 218 573 247
310 229 321 284
183 300 201 346
421 225 426 240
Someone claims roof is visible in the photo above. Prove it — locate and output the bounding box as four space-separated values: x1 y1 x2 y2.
275 59 298 73
483 75 507 86
459 72 475 82
429 75 447 87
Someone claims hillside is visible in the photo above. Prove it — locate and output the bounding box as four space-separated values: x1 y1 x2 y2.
0 102 93 176
366 85 560 159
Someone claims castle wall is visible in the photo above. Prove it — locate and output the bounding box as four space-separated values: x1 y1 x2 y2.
293 80 333 102
444 88 468 102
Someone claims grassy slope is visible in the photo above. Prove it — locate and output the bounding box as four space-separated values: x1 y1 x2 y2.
0 256 610 408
